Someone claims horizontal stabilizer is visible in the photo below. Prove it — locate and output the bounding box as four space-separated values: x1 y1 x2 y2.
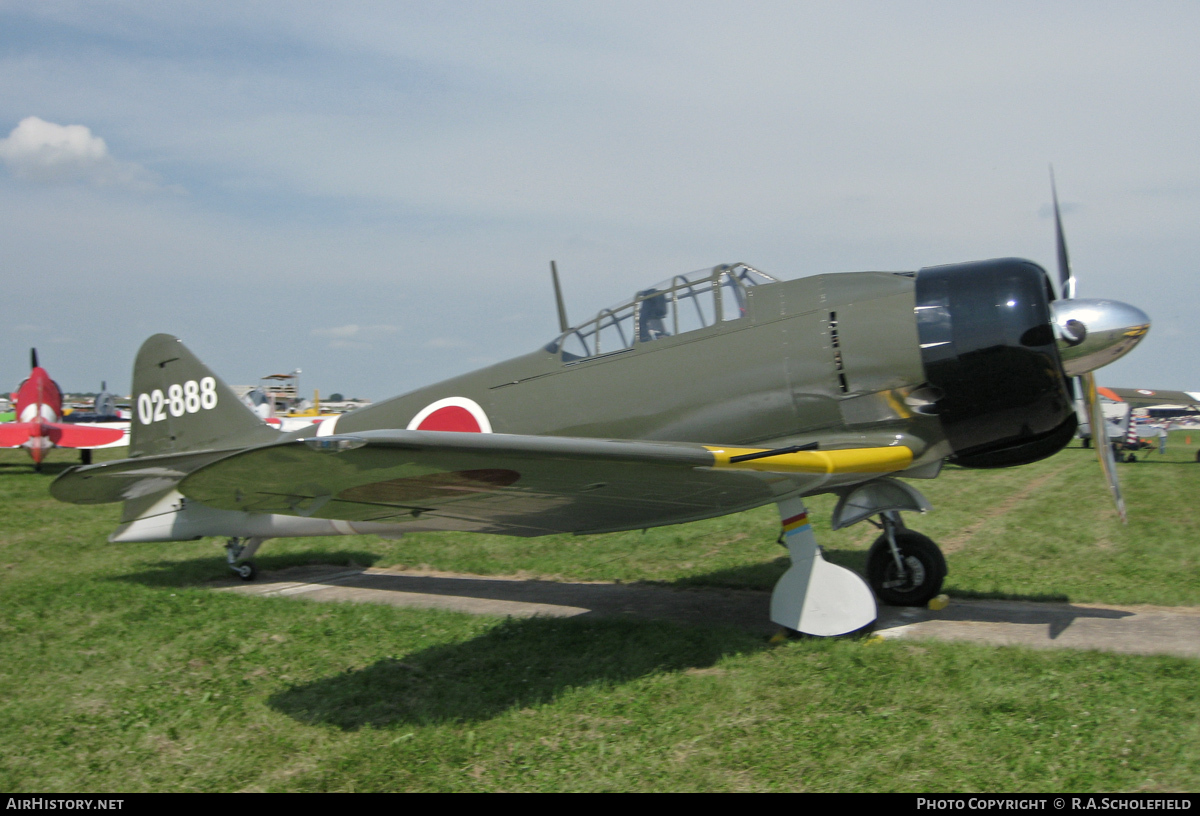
51 447 253 504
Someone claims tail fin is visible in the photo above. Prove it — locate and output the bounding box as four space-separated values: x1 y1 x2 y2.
130 334 279 457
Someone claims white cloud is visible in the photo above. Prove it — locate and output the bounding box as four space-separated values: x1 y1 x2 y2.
312 324 363 339
311 323 400 350
422 337 471 349
0 116 170 192
312 324 399 338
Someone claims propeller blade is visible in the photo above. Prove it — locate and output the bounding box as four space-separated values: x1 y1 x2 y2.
1082 370 1126 523
1051 168 1076 300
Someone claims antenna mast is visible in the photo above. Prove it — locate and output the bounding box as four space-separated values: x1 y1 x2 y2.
550 261 570 332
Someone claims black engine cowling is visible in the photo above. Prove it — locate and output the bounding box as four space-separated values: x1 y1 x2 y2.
914 258 1077 468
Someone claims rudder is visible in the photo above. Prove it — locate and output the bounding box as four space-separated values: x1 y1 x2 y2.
130 334 279 456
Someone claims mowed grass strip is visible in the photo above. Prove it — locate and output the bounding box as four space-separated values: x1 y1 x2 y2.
1 584 1196 792
0 436 1197 792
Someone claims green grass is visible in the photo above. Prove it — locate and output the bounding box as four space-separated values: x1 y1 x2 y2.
0 436 1197 792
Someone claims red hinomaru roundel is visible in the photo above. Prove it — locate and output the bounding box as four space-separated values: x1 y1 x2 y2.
406 397 492 433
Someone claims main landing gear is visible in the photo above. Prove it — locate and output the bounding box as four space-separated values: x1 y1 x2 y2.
864 512 947 607
769 478 948 637
225 537 266 581
829 478 947 608
770 495 877 637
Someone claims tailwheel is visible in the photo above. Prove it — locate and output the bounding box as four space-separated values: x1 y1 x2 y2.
224 537 265 581
866 529 947 607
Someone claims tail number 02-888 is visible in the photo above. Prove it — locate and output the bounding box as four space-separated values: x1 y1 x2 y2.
137 378 218 424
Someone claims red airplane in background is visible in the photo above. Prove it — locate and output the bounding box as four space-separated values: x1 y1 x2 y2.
0 350 126 469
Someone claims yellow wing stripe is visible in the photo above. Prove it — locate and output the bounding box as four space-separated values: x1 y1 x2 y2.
705 445 913 474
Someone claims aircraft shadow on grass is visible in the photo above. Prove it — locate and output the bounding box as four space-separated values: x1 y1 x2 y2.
112 551 385 588
0 461 77 475
259 578 1138 731
113 544 1113 636
109 546 858 601
266 613 771 730
259 575 1141 730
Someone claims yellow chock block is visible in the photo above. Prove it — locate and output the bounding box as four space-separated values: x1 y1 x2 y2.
769 628 790 645
863 634 886 645
928 593 950 611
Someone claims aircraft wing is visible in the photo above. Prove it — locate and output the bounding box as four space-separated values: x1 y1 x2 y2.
173 430 916 536
47 423 128 448
1104 387 1200 408
0 423 35 447
0 422 125 449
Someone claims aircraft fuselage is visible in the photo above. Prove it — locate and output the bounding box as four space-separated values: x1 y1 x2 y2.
324 269 946 486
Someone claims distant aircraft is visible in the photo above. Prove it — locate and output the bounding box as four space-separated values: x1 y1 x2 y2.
1103 387 1200 412
1085 386 1199 463
0 350 127 468
51 188 1150 637
1075 388 1131 449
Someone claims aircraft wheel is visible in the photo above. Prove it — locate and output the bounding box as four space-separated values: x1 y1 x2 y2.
867 531 947 607
1125 453 1137 463
80 449 92 465
1082 437 1091 448
1195 450 1200 463
234 562 257 581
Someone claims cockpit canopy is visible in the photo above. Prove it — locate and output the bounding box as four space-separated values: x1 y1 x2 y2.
545 263 779 362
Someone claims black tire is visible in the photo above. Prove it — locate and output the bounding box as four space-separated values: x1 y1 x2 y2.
1125 453 1137 463
80 449 92 465
1082 437 1091 449
236 562 257 581
866 531 947 607
1195 449 1200 463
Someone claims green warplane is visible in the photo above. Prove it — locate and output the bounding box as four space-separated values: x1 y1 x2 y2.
50 201 1149 636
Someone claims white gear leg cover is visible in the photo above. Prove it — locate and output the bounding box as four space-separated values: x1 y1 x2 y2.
771 496 877 636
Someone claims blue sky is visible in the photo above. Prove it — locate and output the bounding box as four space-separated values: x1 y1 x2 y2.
2 1 1198 399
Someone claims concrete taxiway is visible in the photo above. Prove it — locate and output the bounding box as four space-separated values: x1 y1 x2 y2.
216 565 1200 659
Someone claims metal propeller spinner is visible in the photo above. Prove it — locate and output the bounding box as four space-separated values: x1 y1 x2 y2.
1048 171 1150 522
